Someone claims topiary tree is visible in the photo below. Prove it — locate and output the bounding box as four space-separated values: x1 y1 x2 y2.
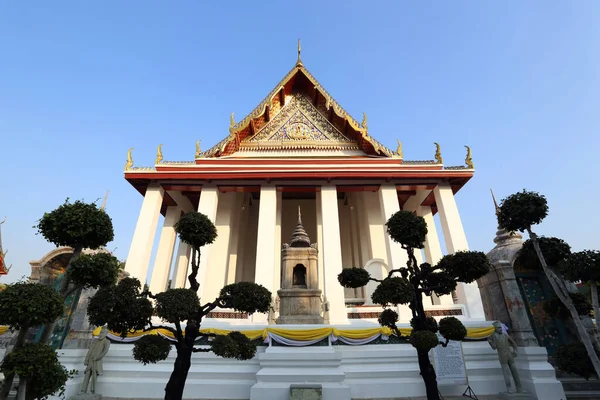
516 237 571 271
0 282 65 398
560 250 600 324
338 210 490 400
35 199 116 343
87 211 271 400
1 342 75 400
498 189 600 378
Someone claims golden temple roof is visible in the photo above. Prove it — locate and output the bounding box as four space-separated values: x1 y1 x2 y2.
200 60 394 158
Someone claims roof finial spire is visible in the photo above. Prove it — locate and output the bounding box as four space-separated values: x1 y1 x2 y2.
101 190 110 211
490 189 500 216
297 38 303 66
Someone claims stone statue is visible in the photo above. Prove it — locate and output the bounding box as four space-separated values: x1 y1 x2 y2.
80 326 111 395
488 321 523 394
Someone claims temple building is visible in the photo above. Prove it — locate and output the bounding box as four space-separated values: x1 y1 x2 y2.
123 48 485 323
45 47 566 400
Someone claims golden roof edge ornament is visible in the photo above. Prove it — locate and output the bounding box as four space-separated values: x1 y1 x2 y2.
195 140 202 158
155 144 164 165
434 142 443 164
229 112 235 131
361 112 368 130
125 148 134 171
396 139 403 158
465 145 474 169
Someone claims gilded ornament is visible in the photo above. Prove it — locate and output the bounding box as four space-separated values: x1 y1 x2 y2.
361 113 368 130
297 38 302 66
230 112 235 130
124 148 134 171
434 142 443 164
465 145 474 169
155 144 163 165
396 139 403 158
195 140 202 158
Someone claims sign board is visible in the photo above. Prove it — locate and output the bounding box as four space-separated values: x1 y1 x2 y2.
431 333 468 386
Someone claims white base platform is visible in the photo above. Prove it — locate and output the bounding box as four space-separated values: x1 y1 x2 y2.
53 342 565 400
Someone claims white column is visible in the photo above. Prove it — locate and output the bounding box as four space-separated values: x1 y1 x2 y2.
416 205 453 306
149 206 180 294
195 186 220 302
171 240 190 288
204 191 236 302
273 191 283 292
316 191 325 293
124 183 164 284
378 184 409 271
377 184 411 318
320 185 348 323
433 182 485 319
253 185 278 323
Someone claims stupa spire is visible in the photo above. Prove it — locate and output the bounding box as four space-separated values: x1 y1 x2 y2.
490 189 522 246
289 206 311 247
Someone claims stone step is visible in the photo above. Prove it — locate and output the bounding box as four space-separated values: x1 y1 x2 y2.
560 377 600 392
565 390 600 399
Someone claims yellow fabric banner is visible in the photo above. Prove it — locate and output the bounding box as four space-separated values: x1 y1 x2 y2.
90 325 495 342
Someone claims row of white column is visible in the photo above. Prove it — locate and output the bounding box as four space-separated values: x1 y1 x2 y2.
123 182 484 323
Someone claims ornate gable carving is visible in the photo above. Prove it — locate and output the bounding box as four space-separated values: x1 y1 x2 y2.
241 93 360 152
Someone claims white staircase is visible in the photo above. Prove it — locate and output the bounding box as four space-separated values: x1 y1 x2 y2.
250 346 351 400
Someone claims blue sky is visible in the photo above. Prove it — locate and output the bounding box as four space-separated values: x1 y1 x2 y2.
1 2 599 283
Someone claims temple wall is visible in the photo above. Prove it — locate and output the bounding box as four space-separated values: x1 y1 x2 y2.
53 341 565 400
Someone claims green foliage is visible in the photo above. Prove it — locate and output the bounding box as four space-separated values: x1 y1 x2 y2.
0 282 64 330
174 212 218 249
133 335 172 365
543 292 592 320
423 271 457 296
378 308 399 329
497 190 549 232
87 277 153 338
154 289 200 323
516 237 571 271
560 250 600 284
371 277 414 306
438 317 467 341
211 331 257 360
555 343 599 380
436 251 491 284
68 252 120 289
385 211 427 249
338 268 371 289
410 316 438 333
35 199 114 249
1 343 75 399
218 282 271 314
409 330 439 352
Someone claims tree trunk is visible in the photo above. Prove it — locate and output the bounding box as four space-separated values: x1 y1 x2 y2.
592 282 600 330
39 246 83 344
528 228 600 378
16 380 25 400
0 328 28 400
164 347 193 400
417 349 440 400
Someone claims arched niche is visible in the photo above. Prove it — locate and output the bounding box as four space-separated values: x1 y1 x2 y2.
292 264 307 288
